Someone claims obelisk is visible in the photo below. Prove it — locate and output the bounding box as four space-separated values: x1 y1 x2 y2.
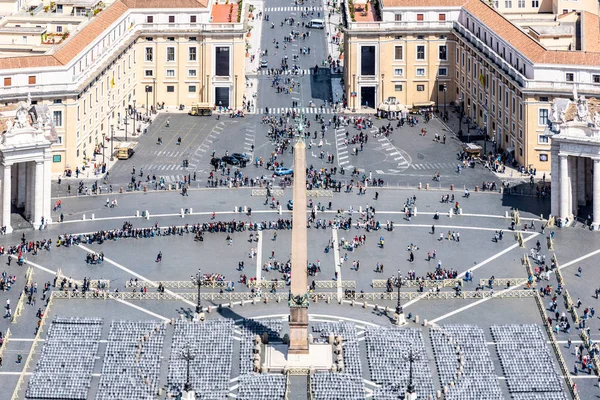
288 135 309 355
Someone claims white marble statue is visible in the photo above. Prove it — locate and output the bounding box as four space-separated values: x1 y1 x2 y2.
576 95 590 123
26 92 32 107
14 104 30 129
5 118 12 132
559 107 567 124
594 111 600 128
551 102 559 123
44 109 53 129
572 85 578 102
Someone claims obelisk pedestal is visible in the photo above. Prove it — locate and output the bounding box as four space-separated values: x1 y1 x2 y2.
288 139 309 355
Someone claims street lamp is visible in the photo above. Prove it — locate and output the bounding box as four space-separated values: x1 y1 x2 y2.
191 269 203 314
145 85 151 116
124 108 128 142
458 97 464 136
394 270 406 325
467 106 471 143
181 344 195 394
492 129 496 154
443 84 447 120
352 74 356 113
109 125 114 161
483 123 488 156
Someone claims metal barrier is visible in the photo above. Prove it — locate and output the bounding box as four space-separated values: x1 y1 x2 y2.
478 278 528 288
306 190 333 198
252 189 285 197
372 279 460 289
247 280 355 290
11 266 33 323
533 290 580 400
522 254 534 278
125 280 229 289
11 291 54 400
512 209 521 226
248 280 286 289
56 268 110 290
0 327 11 359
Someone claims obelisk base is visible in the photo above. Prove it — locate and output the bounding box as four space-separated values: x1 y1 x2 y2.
288 307 309 355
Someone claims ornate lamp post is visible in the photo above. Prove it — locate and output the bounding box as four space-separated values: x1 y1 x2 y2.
394 270 406 325
458 96 464 136
483 122 488 156
404 349 417 400
181 344 195 399
191 269 203 314
467 106 471 143
443 84 447 119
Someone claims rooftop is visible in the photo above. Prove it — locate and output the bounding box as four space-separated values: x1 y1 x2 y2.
210 2 239 23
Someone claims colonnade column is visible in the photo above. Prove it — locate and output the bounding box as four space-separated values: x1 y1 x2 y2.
33 161 43 229
559 154 570 222
2 163 12 234
550 146 560 217
593 159 600 230
577 157 586 206
42 154 52 223
570 156 577 216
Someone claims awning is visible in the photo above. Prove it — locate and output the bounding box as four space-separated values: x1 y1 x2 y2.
412 101 435 107
505 147 515 153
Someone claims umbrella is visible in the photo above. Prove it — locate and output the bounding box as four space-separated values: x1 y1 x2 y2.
378 103 391 112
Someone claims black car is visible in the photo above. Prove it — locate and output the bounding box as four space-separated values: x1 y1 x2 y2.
210 157 222 168
232 153 250 162
222 156 240 166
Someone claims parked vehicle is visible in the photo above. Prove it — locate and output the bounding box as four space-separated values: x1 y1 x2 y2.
274 167 293 176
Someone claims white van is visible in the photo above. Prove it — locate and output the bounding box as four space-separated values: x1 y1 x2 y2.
309 19 324 29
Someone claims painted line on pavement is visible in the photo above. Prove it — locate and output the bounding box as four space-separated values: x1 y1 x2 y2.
558 248 600 271
77 244 197 309
110 296 171 322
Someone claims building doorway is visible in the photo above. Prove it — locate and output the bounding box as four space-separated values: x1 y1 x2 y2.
214 87 230 109
360 87 375 108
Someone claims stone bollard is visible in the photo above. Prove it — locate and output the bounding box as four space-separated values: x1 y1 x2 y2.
145 211 150 220
229 302 234 308
450 184 454 191
326 296 331 304
418 182 422 189
308 334 314 344
239 300 244 307
475 185 479 192
437 390 442 399
82 214 86 220
244 206 247 213
415 315 419 324
206 306 211 313
120 187 123 193
500 186 504 194
136 210 140 217
458 208 463 215
363 301 368 308
413 207 418 216
144 185 147 192
374 304 379 312
261 364 268 374
276 296 281 303
448 209 452 218
351 300 355 307
385 306 391 315
91 213 95 220
278 205 282 215
252 297 257 305
425 183 429 190
328 333 335 344
264 296 269 304
423 319 428 327
505 211 509 218
180 209 184 218
359 206 363 213
314 295 318 303
540 213 544 220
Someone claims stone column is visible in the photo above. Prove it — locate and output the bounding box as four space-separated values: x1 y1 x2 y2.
559 154 570 221
577 157 586 206
288 139 309 355
593 159 600 230
42 154 52 223
33 161 44 229
550 146 560 217
2 163 12 233
16 163 26 208
25 162 33 220
550 145 560 217
570 156 577 216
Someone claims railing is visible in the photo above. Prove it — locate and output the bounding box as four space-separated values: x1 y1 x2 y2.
11 291 54 400
247 280 355 289
347 20 453 31
11 266 33 323
372 279 460 289
478 277 528 288
56 268 110 290
125 280 229 289
0 327 11 359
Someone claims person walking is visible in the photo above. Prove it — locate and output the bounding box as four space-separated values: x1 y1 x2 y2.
156 252 162 263
431 225 435 235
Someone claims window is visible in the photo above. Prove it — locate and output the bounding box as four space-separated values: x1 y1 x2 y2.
145 48 153 62
532 0 539 6
518 0 525 7
417 35 424 40
539 96 549 102
168 15 175 23
189 47 197 61
505 0 512 7
189 36 197 41
167 37 175 41
438 84 446 91
360 46 375 75
394 68 403 76
438 13 446 21
394 46 403 60
416 85 425 91
394 14 402 21
538 109 549 125
538 135 550 144
166 69 175 77
417 13 424 21
215 46 231 76
166 85 175 93
4 77 11 86
56 26 62 33
593 75 600 83
167 47 175 61
146 16 153 23
53 99 62 104
416 68 425 76
188 85 196 92
394 84 403 91
28 76 36 85
146 37 153 41
190 15 197 23
565 73 574 81
438 67 448 76
416 45 425 60
189 69 197 77
145 70 153 77
438 45 447 60
51 110 62 127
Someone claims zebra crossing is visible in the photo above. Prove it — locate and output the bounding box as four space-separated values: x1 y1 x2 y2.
257 107 335 114
335 128 353 170
410 162 456 170
138 164 185 171
374 132 411 170
255 69 312 76
151 150 184 158
264 6 323 12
